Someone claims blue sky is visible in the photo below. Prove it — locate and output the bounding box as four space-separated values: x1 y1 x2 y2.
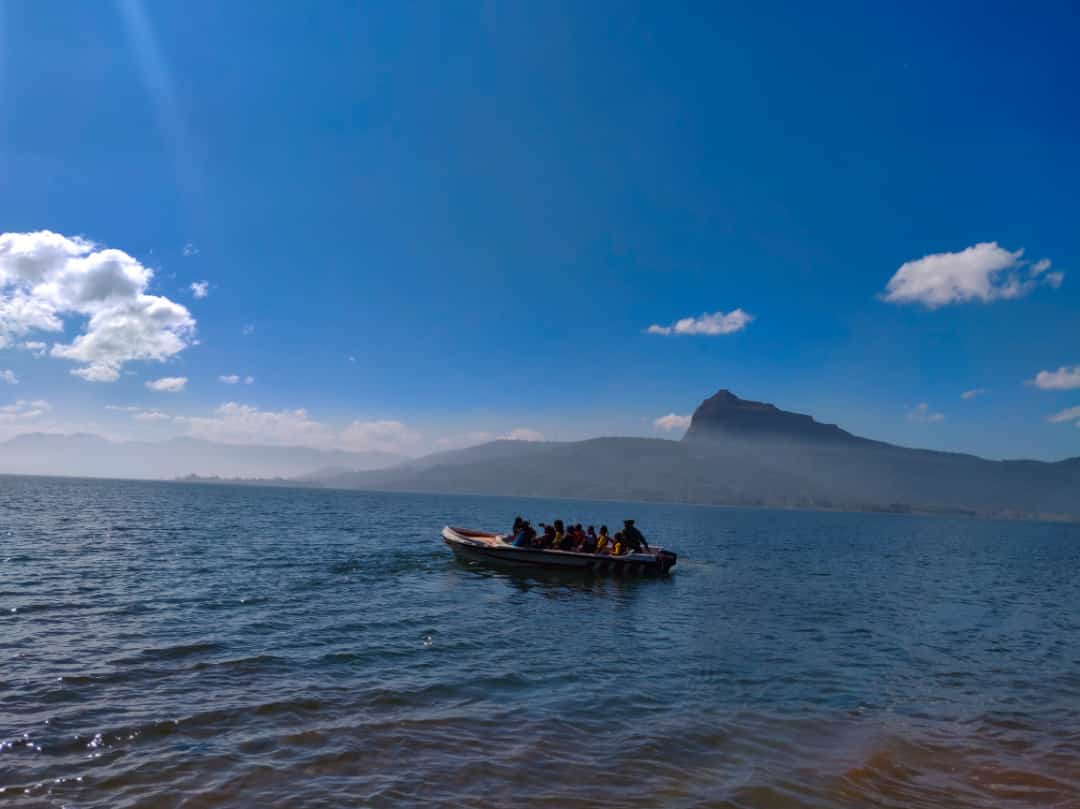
1 0 1078 459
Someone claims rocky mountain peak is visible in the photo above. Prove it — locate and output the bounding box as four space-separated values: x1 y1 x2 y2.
682 389 858 444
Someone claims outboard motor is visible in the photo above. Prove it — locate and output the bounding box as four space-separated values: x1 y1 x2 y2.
657 549 677 574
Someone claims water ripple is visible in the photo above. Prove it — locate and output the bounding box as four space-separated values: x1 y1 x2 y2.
0 476 1078 807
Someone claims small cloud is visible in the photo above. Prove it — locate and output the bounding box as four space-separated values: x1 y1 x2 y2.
244 375 254 384
340 419 422 453
146 376 187 393
219 374 240 384
647 308 754 336
436 427 545 448
0 399 50 420
134 410 171 421
882 242 1062 308
180 402 332 447
71 365 120 383
907 403 944 423
182 243 199 257
105 405 142 412
20 341 47 357
653 413 692 432
503 427 544 442
1047 406 1080 425
242 324 256 336
190 281 209 298
0 369 17 385
1031 366 1080 390
960 388 986 400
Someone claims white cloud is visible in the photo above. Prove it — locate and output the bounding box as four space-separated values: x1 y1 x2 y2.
103 404 171 421
218 374 253 385
503 427 544 442
1031 366 1080 390
882 242 1063 307
653 413 692 432
340 419 422 453
647 308 754 336
182 243 199 257
0 369 17 385
190 281 209 298
435 427 544 449
0 231 196 382
146 376 187 392
178 402 423 453
1048 407 1080 424
20 341 47 357
180 402 334 447
0 399 50 421
71 365 120 382
907 403 944 423
960 388 986 400
134 409 171 421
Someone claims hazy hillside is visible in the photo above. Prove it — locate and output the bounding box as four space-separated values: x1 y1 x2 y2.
5 390 1078 520
0 433 404 480
313 390 1080 520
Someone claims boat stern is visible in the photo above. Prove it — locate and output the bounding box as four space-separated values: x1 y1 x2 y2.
656 548 678 573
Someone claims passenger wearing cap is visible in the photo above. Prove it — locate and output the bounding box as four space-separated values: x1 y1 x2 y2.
621 519 650 552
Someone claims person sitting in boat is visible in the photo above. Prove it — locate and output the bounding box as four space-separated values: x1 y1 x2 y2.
621 519 650 552
550 520 565 550
594 525 612 554
511 516 524 537
570 525 588 552
581 526 598 553
536 523 556 548
611 532 626 556
563 524 582 551
511 521 534 547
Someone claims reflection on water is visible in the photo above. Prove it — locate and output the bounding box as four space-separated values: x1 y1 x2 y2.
453 555 672 599
1 476 1078 808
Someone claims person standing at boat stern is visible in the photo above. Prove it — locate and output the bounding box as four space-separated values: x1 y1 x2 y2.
621 520 650 552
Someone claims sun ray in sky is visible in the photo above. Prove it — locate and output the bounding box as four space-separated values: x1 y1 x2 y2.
0 3 7 142
116 0 205 221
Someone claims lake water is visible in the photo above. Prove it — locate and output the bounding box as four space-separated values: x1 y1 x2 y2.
1 476 1078 808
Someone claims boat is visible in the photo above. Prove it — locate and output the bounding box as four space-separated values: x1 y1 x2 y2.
442 526 677 575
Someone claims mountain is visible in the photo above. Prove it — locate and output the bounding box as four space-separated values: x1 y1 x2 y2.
0 433 404 480
683 389 865 445
312 390 1080 521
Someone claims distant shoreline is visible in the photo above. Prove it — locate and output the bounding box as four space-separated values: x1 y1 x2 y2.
2 471 1075 525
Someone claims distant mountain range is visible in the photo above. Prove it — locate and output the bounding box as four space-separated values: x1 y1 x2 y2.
0 433 403 480
308 389 1080 521
3 390 1078 520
